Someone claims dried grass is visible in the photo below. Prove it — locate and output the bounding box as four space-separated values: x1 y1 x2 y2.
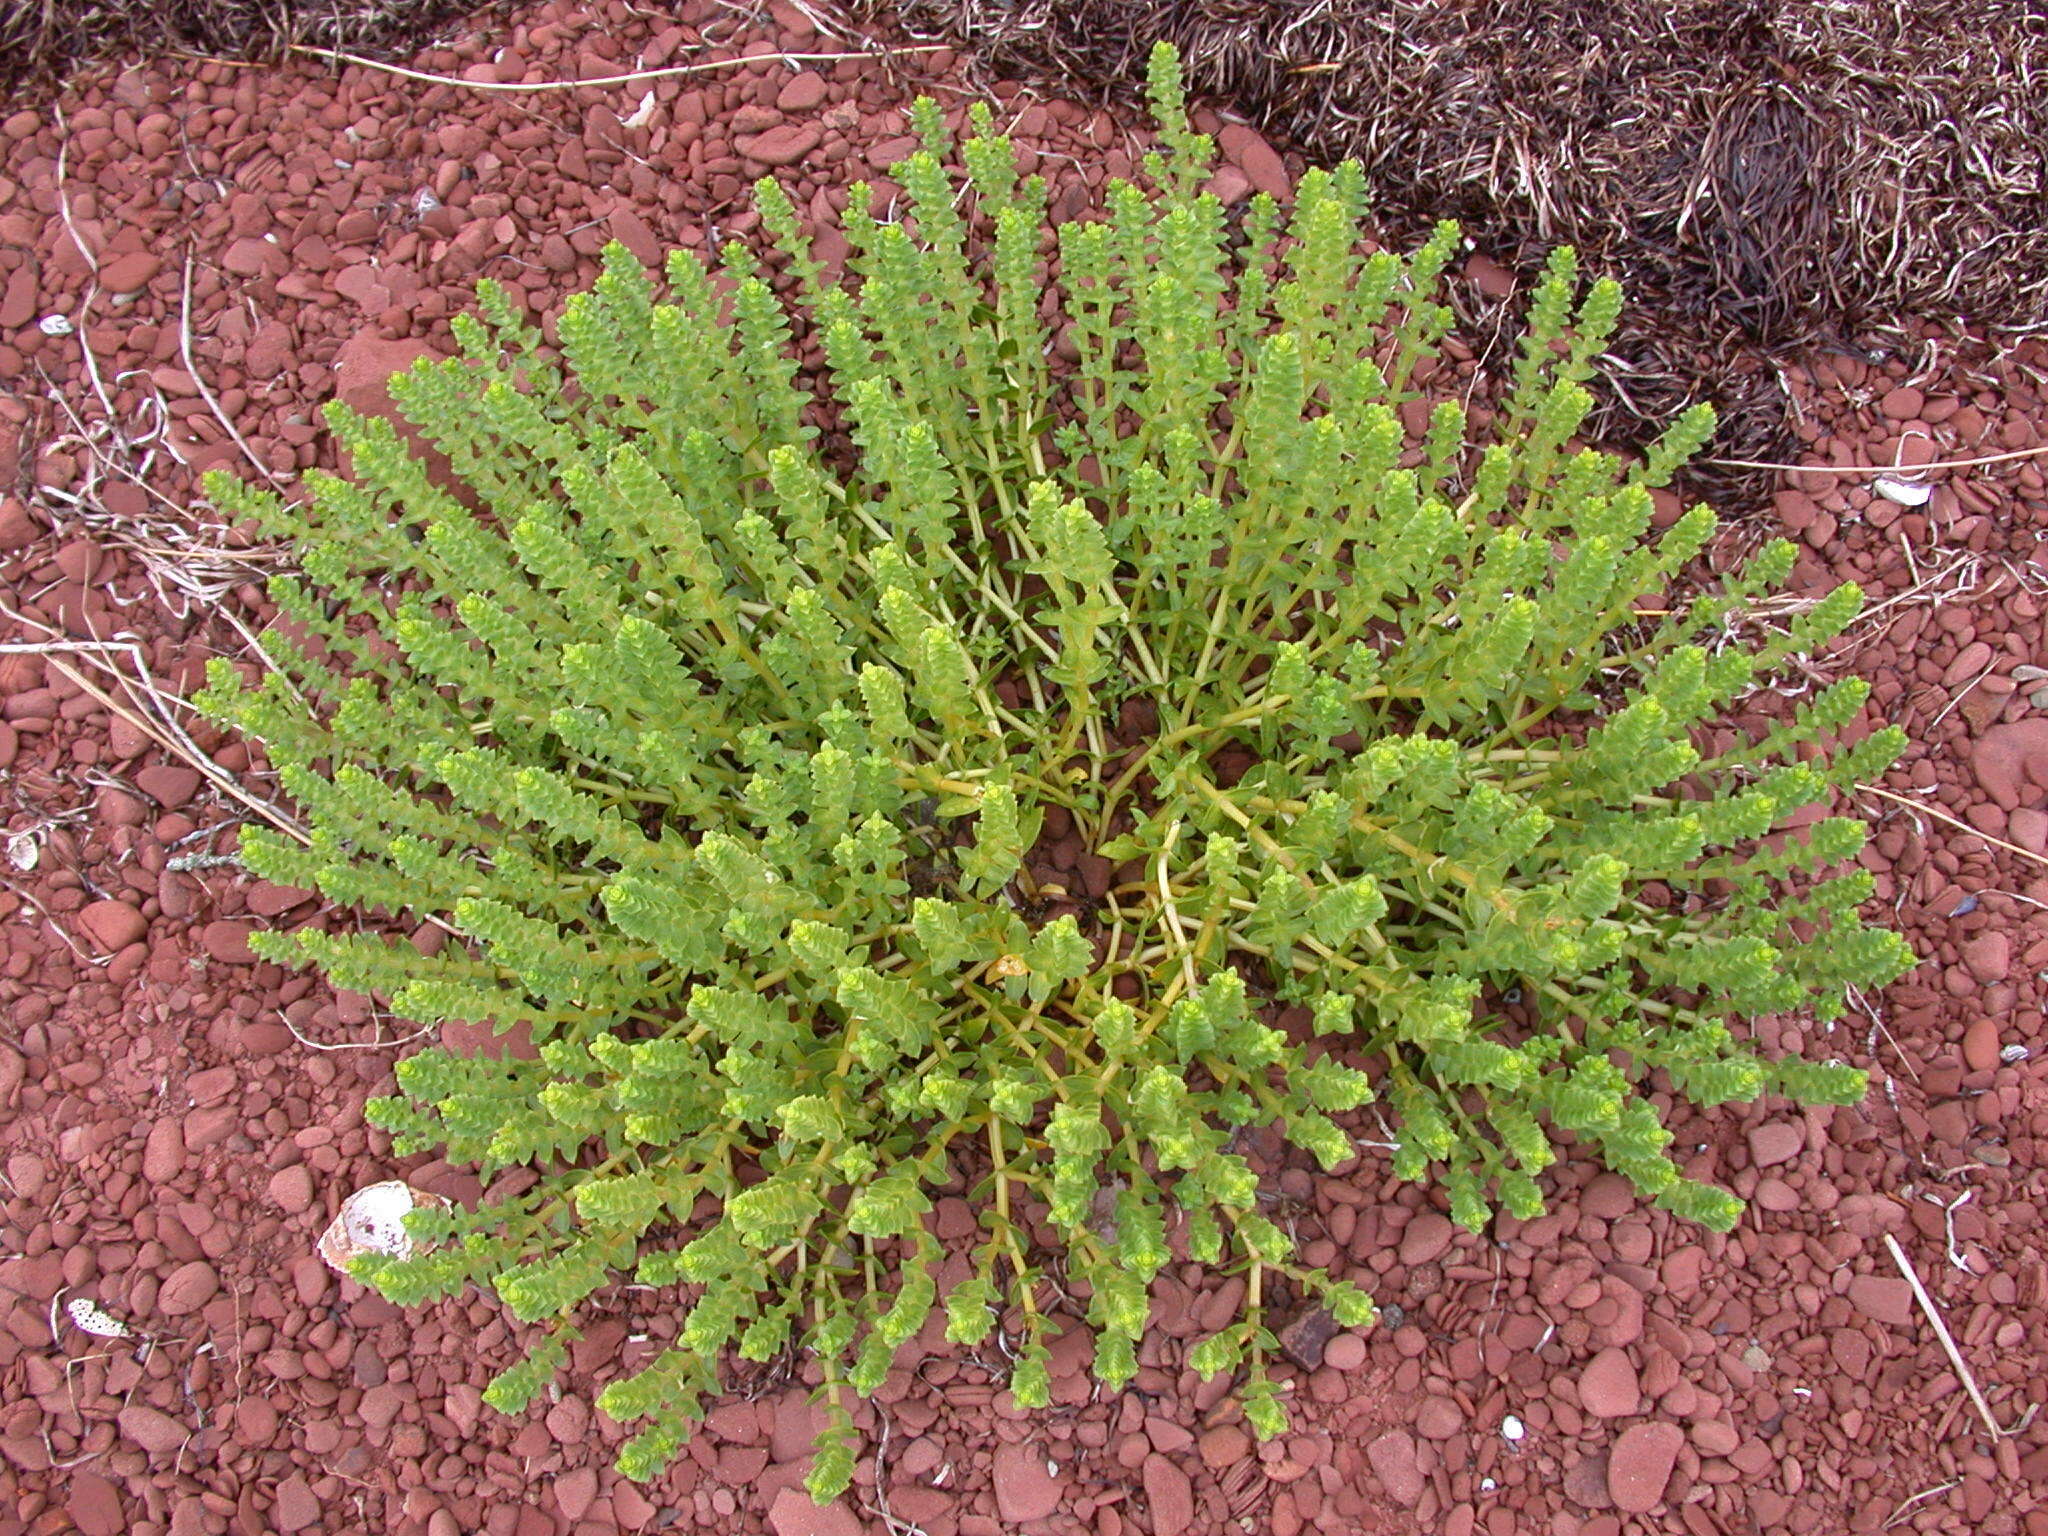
864 0 2048 501
0 0 517 100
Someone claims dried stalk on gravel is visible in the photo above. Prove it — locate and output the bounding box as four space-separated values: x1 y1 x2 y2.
1883 1233 2033 1442
0 872 95 962
1703 442 2048 477
1882 1483 1960 1529
1 0 522 101
177 252 286 487
1921 665 1997 734
0 606 306 841
287 40 950 91
1854 785 2048 874
32 350 289 618
50 104 96 276
277 1007 431 1052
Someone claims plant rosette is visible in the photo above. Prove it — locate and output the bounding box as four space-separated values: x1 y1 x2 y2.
198 44 1912 1499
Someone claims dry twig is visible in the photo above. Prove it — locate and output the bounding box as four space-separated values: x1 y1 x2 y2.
1701 441 2048 476
278 1008 432 1052
177 252 286 486
0 613 306 842
1854 784 2048 873
49 104 96 276
1883 1232 2027 1441
287 40 947 91
1882 1482 1959 1529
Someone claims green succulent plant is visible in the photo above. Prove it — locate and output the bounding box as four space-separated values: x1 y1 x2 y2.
197 44 1911 1499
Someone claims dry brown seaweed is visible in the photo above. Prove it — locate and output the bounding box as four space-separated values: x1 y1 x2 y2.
0 0 521 102
863 0 2048 502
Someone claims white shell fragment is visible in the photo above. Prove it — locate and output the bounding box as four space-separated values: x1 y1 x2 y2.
67 1297 133 1338
38 314 74 337
1873 474 1933 506
622 89 658 129
1501 1414 1527 1443
6 832 37 872
318 1181 449 1273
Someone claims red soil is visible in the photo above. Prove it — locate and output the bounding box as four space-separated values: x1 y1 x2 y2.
1 4 2046 1534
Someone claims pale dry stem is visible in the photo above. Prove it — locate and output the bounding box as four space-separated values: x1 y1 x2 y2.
1703 441 2048 476
1833 549 1992 660
50 105 96 278
178 251 287 487
277 1006 431 1052
1882 1482 1959 1529
1883 1230 2032 1440
1854 783 2048 873
287 40 948 93
0 872 95 963
1848 984 1920 1085
1921 662 2000 733
0 610 307 842
32 333 288 619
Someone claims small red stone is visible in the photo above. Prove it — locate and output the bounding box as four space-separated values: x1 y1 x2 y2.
1607 1422 1684 1513
78 898 147 952
1577 1347 1641 1418
738 124 823 168
1367 1430 1423 1507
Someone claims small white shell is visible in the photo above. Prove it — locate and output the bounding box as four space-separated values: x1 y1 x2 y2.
622 89 658 129
318 1181 449 1273
1500 1414 1527 1443
6 832 37 872
67 1297 132 1337
38 314 74 337
1873 474 1932 506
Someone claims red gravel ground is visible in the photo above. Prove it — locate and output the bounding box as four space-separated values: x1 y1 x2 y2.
3 4 2048 1534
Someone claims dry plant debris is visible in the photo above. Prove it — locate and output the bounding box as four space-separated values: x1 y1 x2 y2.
863 0 2048 504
